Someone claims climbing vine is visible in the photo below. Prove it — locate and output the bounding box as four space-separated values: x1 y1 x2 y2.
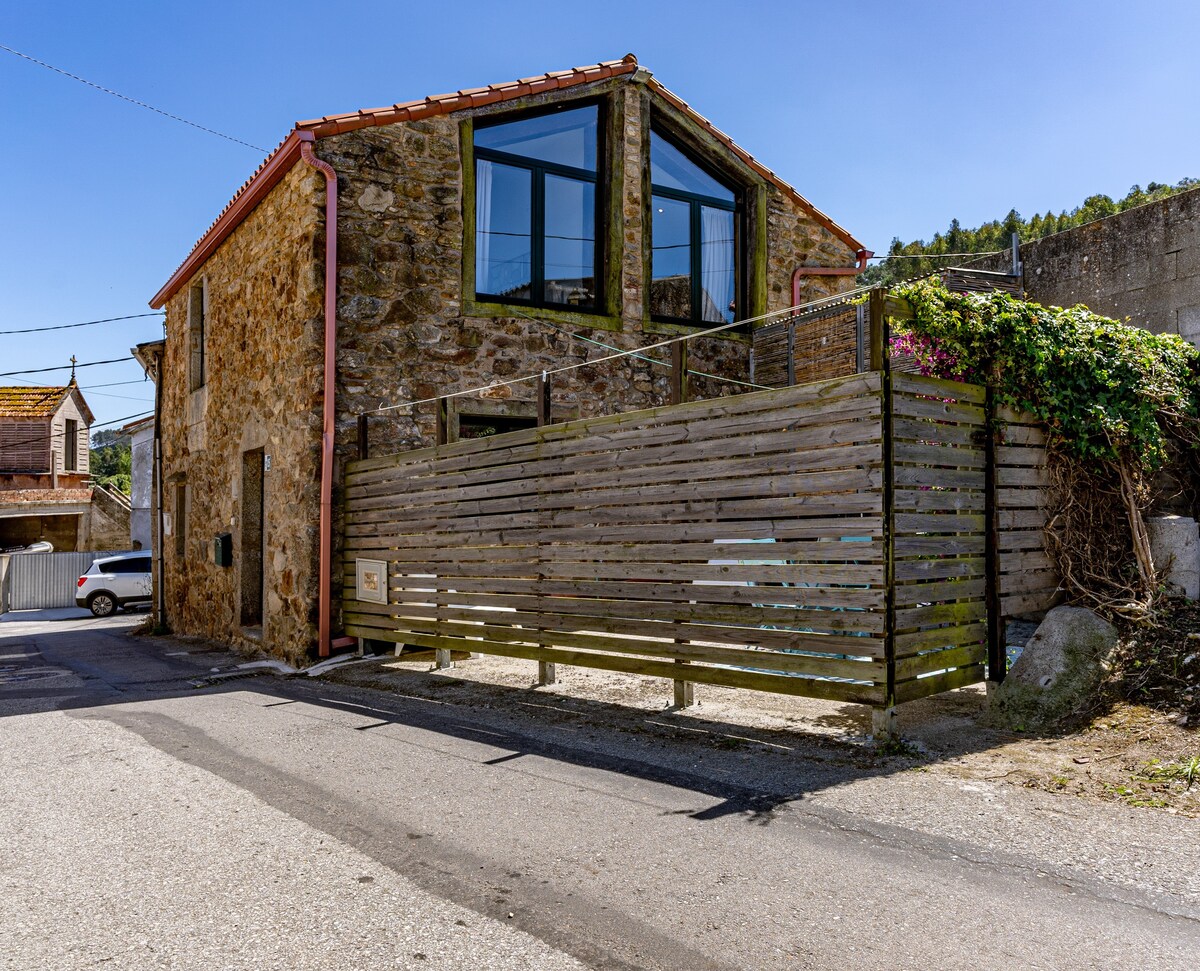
891 278 1200 610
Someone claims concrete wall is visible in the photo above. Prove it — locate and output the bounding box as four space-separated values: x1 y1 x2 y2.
129 423 154 550
1003 187 1200 343
159 72 858 661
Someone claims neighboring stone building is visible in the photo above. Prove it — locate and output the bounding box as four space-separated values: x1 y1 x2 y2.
0 381 99 550
149 55 865 662
996 185 1200 343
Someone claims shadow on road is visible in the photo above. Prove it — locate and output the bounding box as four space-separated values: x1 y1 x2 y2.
0 614 1070 827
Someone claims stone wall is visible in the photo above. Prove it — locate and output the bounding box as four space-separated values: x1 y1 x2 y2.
318 75 857 638
159 163 325 663
157 71 858 660
86 488 131 552
993 187 1200 344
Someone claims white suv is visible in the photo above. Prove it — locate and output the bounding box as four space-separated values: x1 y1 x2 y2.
76 552 153 617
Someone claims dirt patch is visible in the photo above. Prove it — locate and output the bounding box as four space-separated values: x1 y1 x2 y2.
322 646 1200 819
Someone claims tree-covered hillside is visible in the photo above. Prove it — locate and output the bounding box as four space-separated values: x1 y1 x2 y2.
862 178 1198 286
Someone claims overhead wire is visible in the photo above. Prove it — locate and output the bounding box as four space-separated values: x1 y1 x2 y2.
0 408 154 459
366 287 877 416
0 45 268 153
0 312 164 336
0 356 133 378
506 306 775 391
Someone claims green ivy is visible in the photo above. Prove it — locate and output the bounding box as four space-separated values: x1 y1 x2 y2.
892 278 1200 469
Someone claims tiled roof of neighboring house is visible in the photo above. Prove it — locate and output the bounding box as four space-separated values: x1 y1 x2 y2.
0 488 92 505
0 385 73 419
121 415 155 435
152 55 863 308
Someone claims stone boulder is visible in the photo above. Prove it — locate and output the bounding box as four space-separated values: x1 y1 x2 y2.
985 606 1118 730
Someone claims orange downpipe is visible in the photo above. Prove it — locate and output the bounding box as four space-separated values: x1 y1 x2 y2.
792 248 873 306
299 132 337 657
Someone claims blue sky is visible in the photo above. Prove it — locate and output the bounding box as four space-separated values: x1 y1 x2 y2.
2 0 1198 429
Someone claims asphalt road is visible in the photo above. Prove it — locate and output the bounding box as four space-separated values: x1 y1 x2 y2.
2 613 1197 970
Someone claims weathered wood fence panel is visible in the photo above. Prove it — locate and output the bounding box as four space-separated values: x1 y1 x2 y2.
889 374 989 703
995 406 1060 618
345 372 890 705
343 369 1059 710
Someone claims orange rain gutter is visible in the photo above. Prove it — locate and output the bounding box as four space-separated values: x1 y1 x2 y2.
297 131 338 658
792 249 873 306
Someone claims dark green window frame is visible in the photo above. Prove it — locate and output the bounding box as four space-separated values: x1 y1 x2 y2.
473 101 606 313
649 129 743 328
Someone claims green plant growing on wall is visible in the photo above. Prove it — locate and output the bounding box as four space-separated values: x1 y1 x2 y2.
891 278 1200 610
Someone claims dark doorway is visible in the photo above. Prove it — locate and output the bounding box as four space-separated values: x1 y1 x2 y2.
240 449 265 628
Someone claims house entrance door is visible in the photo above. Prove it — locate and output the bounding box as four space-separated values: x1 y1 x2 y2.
240 449 265 628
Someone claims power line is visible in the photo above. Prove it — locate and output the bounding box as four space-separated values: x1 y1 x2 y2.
869 250 1004 261
366 287 875 416
0 312 164 336
507 307 774 391
0 409 153 458
0 44 267 153
0 356 132 378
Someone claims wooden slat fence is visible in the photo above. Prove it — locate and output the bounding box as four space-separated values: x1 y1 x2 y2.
889 374 989 702
995 405 1061 618
342 368 1035 713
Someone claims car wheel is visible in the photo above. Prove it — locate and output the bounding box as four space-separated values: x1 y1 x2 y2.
88 592 116 617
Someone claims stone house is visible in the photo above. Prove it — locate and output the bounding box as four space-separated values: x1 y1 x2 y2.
0 381 125 550
148 55 866 662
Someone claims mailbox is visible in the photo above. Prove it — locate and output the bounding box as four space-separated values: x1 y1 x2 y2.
214 532 233 567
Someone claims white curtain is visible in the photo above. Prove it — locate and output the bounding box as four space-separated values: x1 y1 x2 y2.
475 159 493 291
700 207 734 322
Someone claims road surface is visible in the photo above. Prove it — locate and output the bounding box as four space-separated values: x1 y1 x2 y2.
1 612 1197 970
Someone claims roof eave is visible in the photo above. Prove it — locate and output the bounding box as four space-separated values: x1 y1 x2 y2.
150 132 309 309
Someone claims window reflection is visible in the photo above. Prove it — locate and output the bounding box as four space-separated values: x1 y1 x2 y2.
474 105 600 310
649 131 737 324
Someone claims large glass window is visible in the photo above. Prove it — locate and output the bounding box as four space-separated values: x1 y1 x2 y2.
475 105 600 309
650 131 738 325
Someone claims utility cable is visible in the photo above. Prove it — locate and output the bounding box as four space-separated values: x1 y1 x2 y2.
0 356 132 378
0 44 267 153
367 288 875 416
507 307 774 391
0 312 164 336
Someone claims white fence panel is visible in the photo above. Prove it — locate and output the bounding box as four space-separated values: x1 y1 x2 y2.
5 551 128 611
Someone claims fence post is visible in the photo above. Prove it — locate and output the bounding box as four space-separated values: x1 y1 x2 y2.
668 341 696 707
984 385 1005 686
357 414 369 461
670 341 688 405
873 297 898 739
535 373 556 687
868 288 886 372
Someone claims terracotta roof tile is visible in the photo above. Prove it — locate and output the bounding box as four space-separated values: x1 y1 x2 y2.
0 385 72 419
152 53 863 308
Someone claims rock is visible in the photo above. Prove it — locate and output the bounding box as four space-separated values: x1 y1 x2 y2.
984 606 1118 730
1147 516 1200 599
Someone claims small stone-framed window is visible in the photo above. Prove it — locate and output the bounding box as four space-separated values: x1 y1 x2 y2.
174 483 188 558
187 281 207 392
438 397 538 444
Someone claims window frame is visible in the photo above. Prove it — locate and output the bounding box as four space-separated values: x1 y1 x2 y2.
64 418 78 471
472 99 607 314
187 280 207 392
648 126 744 329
